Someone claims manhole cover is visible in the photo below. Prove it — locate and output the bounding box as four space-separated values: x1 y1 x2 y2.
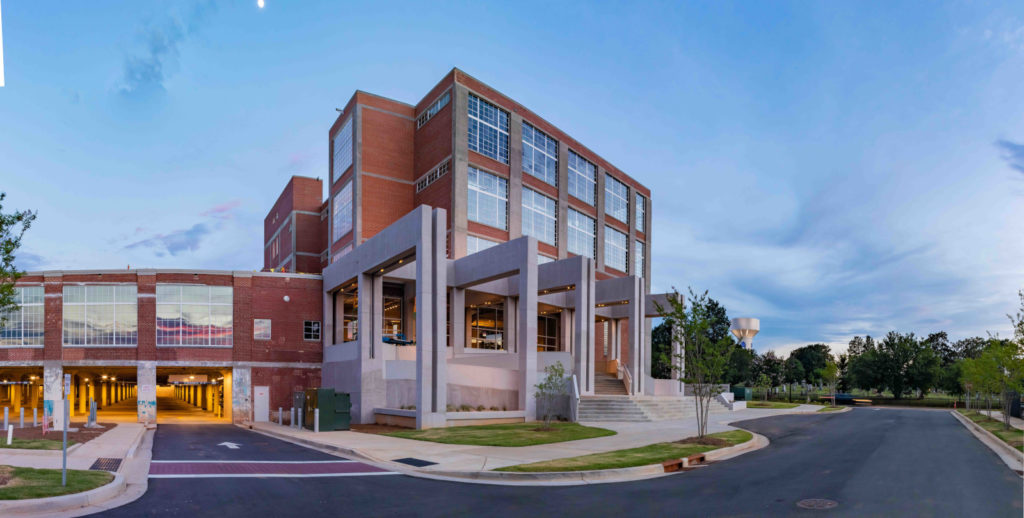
796 499 839 510
392 457 437 467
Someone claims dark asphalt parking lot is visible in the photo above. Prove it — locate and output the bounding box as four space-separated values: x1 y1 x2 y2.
96 408 1023 517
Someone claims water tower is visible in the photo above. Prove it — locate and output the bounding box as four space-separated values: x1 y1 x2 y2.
730 318 760 349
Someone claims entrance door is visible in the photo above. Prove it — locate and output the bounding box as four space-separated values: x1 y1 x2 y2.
253 386 270 422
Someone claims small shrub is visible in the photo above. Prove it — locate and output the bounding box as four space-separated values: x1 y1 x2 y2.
489 406 499 411
476 405 486 411
459 404 473 412
446 404 455 412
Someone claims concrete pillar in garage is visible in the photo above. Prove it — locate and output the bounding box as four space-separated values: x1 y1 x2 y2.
137 362 157 424
101 382 108 407
78 376 88 414
43 362 66 431
11 384 22 412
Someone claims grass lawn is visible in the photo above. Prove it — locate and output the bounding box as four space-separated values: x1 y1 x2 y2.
0 465 113 500
817 406 845 412
957 410 1024 452
0 438 74 450
496 430 753 472
385 422 616 447
746 401 799 409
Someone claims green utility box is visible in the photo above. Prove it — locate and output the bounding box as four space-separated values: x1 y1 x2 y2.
303 388 352 431
733 387 752 401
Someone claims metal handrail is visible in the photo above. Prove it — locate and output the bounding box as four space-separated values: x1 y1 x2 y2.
571 374 580 402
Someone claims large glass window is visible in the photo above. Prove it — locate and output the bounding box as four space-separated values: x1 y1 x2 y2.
467 235 500 255
467 94 509 164
522 188 556 245
62 285 138 346
538 313 560 352
0 286 44 347
635 241 646 278
635 192 646 232
568 150 596 205
468 304 504 351
156 285 233 346
333 181 353 242
605 175 629 223
382 284 404 339
604 226 628 272
522 123 557 186
332 117 353 181
467 166 508 230
567 208 596 259
341 286 358 342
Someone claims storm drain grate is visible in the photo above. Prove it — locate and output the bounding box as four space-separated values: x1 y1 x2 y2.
89 458 123 472
392 457 437 467
796 499 839 510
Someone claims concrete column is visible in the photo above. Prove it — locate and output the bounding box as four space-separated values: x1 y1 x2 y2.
508 112 524 240
451 84 471 259
356 269 385 424
206 384 213 412
230 366 251 424
78 376 87 414
29 383 40 408
43 362 65 431
452 288 466 355
671 323 684 394
89 379 97 409
11 384 22 412
414 208 447 428
518 237 539 419
101 382 108 408
556 141 570 259
137 362 157 424
504 296 517 353
626 276 645 395
572 258 596 395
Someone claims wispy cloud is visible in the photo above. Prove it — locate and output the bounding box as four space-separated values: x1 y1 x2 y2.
125 223 211 257
118 1 217 96
14 252 48 272
996 139 1024 174
200 200 242 219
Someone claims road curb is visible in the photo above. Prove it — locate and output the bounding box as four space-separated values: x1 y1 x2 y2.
248 423 771 486
950 410 1024 474
0 472 126 516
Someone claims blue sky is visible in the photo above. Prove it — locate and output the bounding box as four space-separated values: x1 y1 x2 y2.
1 1 1022 356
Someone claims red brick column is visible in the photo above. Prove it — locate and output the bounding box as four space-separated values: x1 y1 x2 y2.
137 272 156 361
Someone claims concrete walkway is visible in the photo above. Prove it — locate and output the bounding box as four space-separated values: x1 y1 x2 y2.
251 404 822 473
974 410 1024 431
0 422 146 471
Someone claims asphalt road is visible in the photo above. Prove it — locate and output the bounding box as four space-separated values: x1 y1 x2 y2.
96 408 1023 517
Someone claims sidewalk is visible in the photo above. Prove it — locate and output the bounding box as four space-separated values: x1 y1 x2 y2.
0 422 145 471
973 410 1024 431
251 404 822 476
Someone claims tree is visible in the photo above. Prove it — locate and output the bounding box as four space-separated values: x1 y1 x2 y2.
760 351 785 396
954 337 988 361
725 347 756 386
783 356 805 403
0 193 37 326
651 321 673 379
819 361 839 406
657 287 734 438
790 344 832 385
534 361 568 429
705 297 733 346
907 341 940 397
754 373 771 401
836 353 850 392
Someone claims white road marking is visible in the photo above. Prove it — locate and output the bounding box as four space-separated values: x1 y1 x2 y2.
218 441 241 449
151 460 357 464
148 472 399 479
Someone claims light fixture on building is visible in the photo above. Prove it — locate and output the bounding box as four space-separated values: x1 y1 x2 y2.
283 295 290 302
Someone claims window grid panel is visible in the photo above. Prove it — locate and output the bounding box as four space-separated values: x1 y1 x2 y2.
521 123 558 186
62 285 138 346
635 241 645 278
304 321 321 341
332 117 353 182
156 284 234 347
635 193 646 232
605 175 629 223
521 188 557 245
567 208 596 259
417 91 451 128
604 226 628 272
567 151 596 205
0 286 44 346
467 166 508 230
467 235 500 255
415 160 450 193
332 181 353 242
467 94 510 164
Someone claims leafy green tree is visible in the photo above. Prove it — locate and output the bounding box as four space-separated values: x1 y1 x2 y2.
761 351 785 396
836 353 850 392
936 360 965 398
818 361 840 405
651 321 673 379
923 331 956 367
705 297 733 345
907 341 940 397
725 347 756 386
0 193 37 326
656 287 735 438
754 373 771 401
783 356 805 403
954 337 988 360
790 344 832 385
534 361 568 429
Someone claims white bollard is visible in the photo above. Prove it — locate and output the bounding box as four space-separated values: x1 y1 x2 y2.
278 407 283 425
314 409 319 433
33 408 37 427
19 408 24 429
290 407 295 428
6 425 12 446
2 407 6 431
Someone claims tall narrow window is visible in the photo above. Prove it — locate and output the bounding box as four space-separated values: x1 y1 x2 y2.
537 313 560 352
567 208 596 259
568 150 596 205
382 284 404 339
332 117 353 182
605 175 629 223
467 94 509 164
467 166 508 230
341 285 358 342
522 123 557 186
332 181 353 242
0 286 44 347
604 226 628 272
635 193 646 232
156 285 234 347
635 241 645 278
62 285 138 346
521 188 556 245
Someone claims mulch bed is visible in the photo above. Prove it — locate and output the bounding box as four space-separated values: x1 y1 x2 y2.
0 466 12 487
351 424 412 434
9 423 117 445
676 436 731 447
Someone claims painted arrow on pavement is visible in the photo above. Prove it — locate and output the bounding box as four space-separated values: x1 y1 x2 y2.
218 442 241 449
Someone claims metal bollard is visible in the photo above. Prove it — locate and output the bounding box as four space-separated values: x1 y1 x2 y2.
290 407 296 428
278 407 283 425
3 407 7 431
33 408 38 427
297 408 303 430
314 409 319 433
20 408 24 429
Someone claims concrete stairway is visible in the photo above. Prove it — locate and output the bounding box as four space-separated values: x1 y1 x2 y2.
593 372 628 395
578 395 733 422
